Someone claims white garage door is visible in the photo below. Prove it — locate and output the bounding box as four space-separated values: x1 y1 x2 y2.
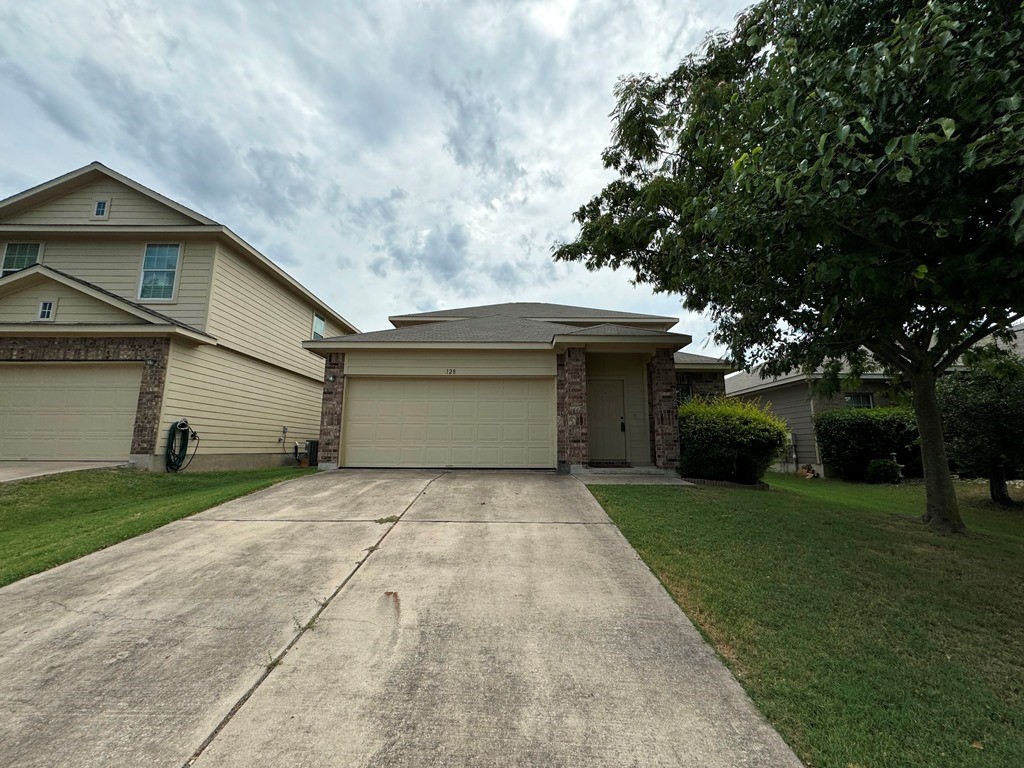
0 363 143 460
343 378 555 468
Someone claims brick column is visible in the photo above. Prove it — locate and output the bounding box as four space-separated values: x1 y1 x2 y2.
317 352 345 469
647 348 680 470
557 347 588 469
131 340 171 455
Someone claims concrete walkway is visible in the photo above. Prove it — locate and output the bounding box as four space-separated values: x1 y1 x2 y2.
0 470 801 767
0 460 125 483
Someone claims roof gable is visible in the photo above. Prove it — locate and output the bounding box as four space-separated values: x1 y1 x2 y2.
0 274 140 324
0 264 212 336
0 162 216 226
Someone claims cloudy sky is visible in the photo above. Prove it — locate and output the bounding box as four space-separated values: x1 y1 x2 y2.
0 0 748 351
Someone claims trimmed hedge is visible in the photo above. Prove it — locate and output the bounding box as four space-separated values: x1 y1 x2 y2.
678 397 788 484
813 407 919 481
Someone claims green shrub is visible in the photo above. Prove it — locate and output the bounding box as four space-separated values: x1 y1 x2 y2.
678 397 788 484
865 458 901 484
813 407 919 481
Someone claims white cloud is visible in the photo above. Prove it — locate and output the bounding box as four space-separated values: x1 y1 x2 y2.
0 0 748 355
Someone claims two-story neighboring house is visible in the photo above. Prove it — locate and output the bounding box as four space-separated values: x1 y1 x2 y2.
0 162 357 469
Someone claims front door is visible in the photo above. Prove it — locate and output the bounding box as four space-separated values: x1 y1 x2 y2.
587 378 627 462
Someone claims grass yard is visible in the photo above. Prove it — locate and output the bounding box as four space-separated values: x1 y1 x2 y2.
590 475 1024 768
0 466 314 587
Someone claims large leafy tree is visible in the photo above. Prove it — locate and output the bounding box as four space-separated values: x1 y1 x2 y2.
554 0 1024 530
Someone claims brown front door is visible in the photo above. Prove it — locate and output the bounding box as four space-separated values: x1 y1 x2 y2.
587 378 627 462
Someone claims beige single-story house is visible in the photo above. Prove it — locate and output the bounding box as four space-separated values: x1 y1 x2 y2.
305 302 725 472
0 162 357 469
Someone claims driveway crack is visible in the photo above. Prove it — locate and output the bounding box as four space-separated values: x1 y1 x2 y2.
181 471 445 768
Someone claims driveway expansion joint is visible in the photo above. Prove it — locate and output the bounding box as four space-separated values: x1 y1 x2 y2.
180 471 444 768
402 519 615 525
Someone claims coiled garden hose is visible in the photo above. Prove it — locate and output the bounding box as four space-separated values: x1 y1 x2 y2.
166 418 200 472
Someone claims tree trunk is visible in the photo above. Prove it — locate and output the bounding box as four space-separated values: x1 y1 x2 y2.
910 370 965 531
989 458 1014 507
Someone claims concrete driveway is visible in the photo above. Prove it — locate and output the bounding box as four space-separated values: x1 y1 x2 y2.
0 470 801 767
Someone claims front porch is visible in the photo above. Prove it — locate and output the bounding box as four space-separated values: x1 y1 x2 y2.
556 346 680 471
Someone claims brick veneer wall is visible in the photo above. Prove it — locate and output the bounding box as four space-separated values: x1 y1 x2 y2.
317 352 346 467
647 348 680 469
677 371 726 398
556 347 588 466
0 336 170 455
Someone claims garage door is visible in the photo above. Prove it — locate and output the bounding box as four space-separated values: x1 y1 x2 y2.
0 363 143 460
343 378 555 468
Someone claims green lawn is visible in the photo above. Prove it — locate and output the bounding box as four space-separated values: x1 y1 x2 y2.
0 466 314 587
590 475 1024 768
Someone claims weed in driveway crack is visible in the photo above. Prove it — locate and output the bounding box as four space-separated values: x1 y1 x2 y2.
374 515 400 524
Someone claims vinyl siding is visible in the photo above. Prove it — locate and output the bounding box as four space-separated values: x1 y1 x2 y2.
35 237 214 330
205 244 329 381
736 381 818 466
586 353 652 465
157 342 322 456
344 349 556 377
0 281 138 324
3 179 197 226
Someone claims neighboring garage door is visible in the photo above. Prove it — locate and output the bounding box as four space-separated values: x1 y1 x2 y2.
0 363 142 460
343 377 555 468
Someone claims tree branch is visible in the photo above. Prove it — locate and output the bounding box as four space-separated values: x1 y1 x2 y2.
866 339 914 375
934 316 1021 371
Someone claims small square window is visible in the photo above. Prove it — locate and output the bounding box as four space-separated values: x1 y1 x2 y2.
312 313 326 340
38 300 56 321
2 243 41 277
844 393 874 408
91 198 111 220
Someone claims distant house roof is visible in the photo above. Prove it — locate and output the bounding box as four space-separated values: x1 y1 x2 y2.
728 324 1024 396
1010 323 1024 356
674 351 734 371
305 314 690 352
389 302 678 330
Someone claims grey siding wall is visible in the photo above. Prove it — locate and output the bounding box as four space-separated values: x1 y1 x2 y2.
736 381 817 467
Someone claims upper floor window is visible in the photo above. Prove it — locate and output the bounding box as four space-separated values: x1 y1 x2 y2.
2 243 41 277
91 198 110 220
312 313 326 340
139 243 180 300
38 300 56 321
844 393 874 408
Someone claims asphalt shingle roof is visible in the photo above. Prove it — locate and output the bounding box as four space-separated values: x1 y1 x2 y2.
390 302 675 322
320 316 685 344
674 351 734 367
326 316 580 343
